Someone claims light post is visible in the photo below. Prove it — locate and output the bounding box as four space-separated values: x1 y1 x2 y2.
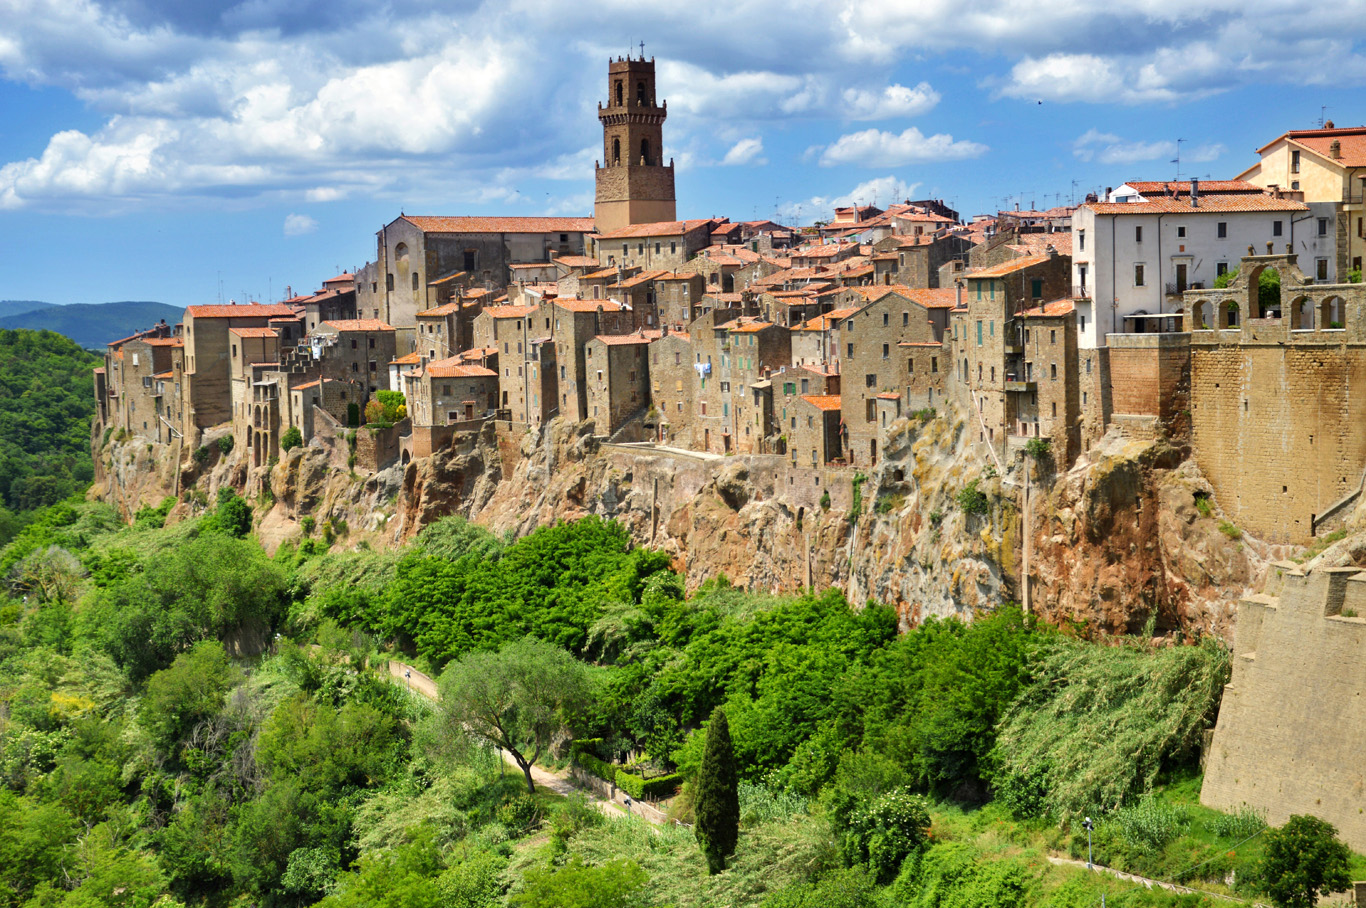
1083 816 1094 869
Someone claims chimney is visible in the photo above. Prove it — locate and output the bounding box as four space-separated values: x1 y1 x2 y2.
1105 187 1112 201
955 281 963 309
1190 178 1200 207
1330 139 1342 159
661 323 669 336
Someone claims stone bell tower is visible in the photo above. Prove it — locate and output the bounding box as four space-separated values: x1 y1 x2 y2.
594 55 677 234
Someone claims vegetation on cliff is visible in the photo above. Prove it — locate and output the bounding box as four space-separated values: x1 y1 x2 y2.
0 498 1351 908
0 329 100 546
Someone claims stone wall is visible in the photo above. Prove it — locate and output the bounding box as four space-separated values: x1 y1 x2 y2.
1202 564 1366 852
1106 333 1190 441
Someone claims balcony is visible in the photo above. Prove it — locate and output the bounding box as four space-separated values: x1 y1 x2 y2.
1071 284 1091 300
1164 281 1205 296
1004 379 1036 393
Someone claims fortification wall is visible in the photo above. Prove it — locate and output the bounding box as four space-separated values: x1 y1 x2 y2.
1202 564 1366 851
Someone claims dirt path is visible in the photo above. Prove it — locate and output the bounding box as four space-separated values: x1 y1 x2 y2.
1045 856 1258 905
384 659 657 824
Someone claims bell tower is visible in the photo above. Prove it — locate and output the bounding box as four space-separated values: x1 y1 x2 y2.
594 55 676 234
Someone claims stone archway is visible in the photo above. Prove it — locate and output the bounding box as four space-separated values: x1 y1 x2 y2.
1290 295 1313 330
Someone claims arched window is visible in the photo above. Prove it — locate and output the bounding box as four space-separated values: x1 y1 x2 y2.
640 139 650 164
614 80 623 106
394 242 409 262
412 272 419 291
612 138 620 165
636 81 646 104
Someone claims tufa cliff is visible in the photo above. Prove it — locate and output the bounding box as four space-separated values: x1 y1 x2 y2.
94 399 1270 638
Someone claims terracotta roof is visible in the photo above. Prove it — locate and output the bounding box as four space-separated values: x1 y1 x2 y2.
427 270 468 286
185 303 298 319
792 243 858 259
728 320 775 334
554 255 599 267
554 298 625 313
849 285 958 309
875 392 901 400
427 357 498 378
229 327 279 338
509 261 553 269
390 352 422 365
1123 180 1263 196
613 269 671 288
651 330 691 342
706 254 744 266
320 319 394 332
1008 232 1073 257
293 378 347 390
142 336 184 346
581 268 618 280
801 394 842 411
93 367 105 374
967 254 1055 278
1085 195 1308 215
483 305 537 319
401 215 593 234
153 371 174 379
592 334 653 346
706 292 746 304
418 303 462 317
596 218 717 239
1283 128 1366 168
323 273 354 283
1019 299 1077 318
796 306 862 331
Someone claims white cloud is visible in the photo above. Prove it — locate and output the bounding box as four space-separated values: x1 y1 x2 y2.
283 212 316 235
839 82 939 119
818 127 987 167
720 137 765 166
1073 129 1225 167
779 175 922 224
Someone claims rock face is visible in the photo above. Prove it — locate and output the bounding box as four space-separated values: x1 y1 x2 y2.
92 400 1274 638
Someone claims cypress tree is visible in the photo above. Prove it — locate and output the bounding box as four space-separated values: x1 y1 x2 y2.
694 706 739 874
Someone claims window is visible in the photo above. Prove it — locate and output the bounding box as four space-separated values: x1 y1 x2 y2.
1317 258 1329 281
368 337 375 349
1319 218 1329 236
902 311 909 326
800 378 809 393
1050 363 1057 379
386 273 394 291
412 272 419 290
931 357 938 373
1134 264 1146 286
865 374 877 388
1217 222 1227 238
1050 329 1056 344
351 339 358 349
882 312 889 326
908 358 914 373
1086 357 1092 374
1078 230 1085 251
1273 220 1283 237
442 384 451 396
882 343 889 359
1292 149 1301 173
1177 226 1186 238
1216 261 1229 277
1135 225 1143 242
655 243 661 254
847 342 854 358
976 321 983 345
1031 279 1043 299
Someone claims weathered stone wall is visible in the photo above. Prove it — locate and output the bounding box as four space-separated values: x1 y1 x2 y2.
1202 565 1366 852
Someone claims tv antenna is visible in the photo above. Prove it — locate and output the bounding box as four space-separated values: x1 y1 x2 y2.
1171 138 1186 181
1319 106 1331 128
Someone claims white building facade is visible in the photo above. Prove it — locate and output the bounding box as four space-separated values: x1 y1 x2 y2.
1071 180 1334 348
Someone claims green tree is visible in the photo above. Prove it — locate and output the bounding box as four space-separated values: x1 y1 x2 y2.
694 707 740 874
512 856 646 908
139 641 238 750
436 637 590 793
207 487 252 538
1258 815 1352 908
281 426 303 451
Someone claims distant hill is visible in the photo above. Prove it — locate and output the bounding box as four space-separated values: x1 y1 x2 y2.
0 301 183 349
0 300 56 319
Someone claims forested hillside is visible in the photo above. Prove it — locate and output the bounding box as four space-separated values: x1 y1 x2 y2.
2 498 1350 908
0 302 181 350
0 329 100 545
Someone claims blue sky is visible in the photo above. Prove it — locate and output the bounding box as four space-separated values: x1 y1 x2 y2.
2 0 1364 307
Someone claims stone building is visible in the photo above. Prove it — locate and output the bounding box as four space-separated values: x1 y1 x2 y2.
415 302 461 361
1013 300 1081 462
309 319 398 395
585 334 652 435
228 327 282 452
536 297 634 424
789 395 844 466
354 215 594 331
117 335 183 441
472 304 538 356
181 303 299 439
870 234 971 287
594 55 677 234
652 272 706 330
647 328 694 445
792 307 859 372
1181 253 1366 544
838 287 949 465
594 219 715 270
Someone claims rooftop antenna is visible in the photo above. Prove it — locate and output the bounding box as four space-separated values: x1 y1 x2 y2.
1071 179 1079 206
1171 138 1185 181
1319 106 1331 128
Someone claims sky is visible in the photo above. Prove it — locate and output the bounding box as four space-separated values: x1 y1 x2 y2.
2 0 1365 308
